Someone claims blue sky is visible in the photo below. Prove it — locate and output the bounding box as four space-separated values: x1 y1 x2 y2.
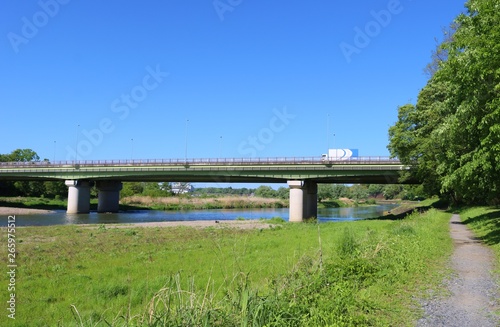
2 0 465 165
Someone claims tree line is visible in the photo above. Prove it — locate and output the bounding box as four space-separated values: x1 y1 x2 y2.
388 0 500 205
0 149 67 198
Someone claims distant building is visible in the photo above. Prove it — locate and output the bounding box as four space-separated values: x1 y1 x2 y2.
171 182 194 194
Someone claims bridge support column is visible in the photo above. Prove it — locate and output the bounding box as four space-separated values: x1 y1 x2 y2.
288 181 318 222
96 181 122 213
303 181 318 219
288 181 304 222
65 180 91 214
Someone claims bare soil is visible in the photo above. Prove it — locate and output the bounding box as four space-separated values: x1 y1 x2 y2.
417 214 500 326
0 206 55 215
90 220 276 230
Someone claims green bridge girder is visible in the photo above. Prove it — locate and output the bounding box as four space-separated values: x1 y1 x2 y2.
0 158 412 184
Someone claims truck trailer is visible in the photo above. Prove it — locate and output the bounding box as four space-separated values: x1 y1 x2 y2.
321 149 359 161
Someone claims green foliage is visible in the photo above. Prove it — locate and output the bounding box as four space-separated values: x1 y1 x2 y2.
194 186 255 196
368 184 384 198
388 0 500 204
254 185 277 198
458 207 500 252
275 186 289 199
332 184 350 199
337 227 360 257
318 184 350 202
43 181 67 198
348 185 369 201
120 182 172 198
383 185 403 200
318 184 334 202
0 148 40 162
120 182 144 198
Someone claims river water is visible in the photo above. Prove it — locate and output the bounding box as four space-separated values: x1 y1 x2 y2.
4 204 397 227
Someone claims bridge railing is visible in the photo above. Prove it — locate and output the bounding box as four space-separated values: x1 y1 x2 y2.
0 156 401 168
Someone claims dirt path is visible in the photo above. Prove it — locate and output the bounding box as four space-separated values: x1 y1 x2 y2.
417 214 499 326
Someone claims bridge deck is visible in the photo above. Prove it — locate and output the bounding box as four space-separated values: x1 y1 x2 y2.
0 157 409 184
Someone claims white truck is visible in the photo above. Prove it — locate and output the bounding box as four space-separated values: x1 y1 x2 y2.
321 149 359 161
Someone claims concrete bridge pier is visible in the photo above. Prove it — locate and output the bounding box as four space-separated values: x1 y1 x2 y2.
65 180 92 214
96 181 122 213
287 180 318 222
303 181 318 219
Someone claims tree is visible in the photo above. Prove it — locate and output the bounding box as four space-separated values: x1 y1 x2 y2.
1 149 40 162
44 181 67 199
143 182 171 197
348 185 369 201
383 185 403 200
367 184 384 198
255 186 277 198
0 149 43 196
276 187 289 200
331 184 349 199
424 24 457 78
388 0 500 204
318 184 334 202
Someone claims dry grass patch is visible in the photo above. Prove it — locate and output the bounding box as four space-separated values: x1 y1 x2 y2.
121 195 287 210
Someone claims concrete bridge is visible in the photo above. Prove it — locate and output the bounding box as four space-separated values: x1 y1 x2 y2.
0 156 409 222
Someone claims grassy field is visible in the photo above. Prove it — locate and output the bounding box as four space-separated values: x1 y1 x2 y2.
0 207 454 326
0 196 69 211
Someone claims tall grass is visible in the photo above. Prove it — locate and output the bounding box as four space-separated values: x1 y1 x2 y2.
0 209 452 326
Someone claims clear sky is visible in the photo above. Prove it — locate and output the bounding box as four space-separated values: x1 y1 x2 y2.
2 0 466 164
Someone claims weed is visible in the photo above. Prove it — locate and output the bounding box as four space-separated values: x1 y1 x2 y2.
338 227 360 258
124 229 138 236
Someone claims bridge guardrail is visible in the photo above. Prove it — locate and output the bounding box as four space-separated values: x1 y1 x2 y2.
0 156 401 168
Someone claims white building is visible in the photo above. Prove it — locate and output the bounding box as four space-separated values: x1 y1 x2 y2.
170 182 194 194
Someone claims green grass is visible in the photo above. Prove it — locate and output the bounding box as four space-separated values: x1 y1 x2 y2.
0 196 68 210
456 207 500 273
0 209 453 326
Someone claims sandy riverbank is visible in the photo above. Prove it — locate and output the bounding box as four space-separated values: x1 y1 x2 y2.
0 206 55 215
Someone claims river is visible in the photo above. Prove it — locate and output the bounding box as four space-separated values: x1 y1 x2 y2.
3 204 397 227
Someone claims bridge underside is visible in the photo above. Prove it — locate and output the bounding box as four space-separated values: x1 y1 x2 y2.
0 160 415 220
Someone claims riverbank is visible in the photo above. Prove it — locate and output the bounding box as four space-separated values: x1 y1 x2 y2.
0 206 55 215
120 195 288 210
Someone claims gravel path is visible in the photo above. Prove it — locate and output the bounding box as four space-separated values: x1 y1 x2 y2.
417 214 499 326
